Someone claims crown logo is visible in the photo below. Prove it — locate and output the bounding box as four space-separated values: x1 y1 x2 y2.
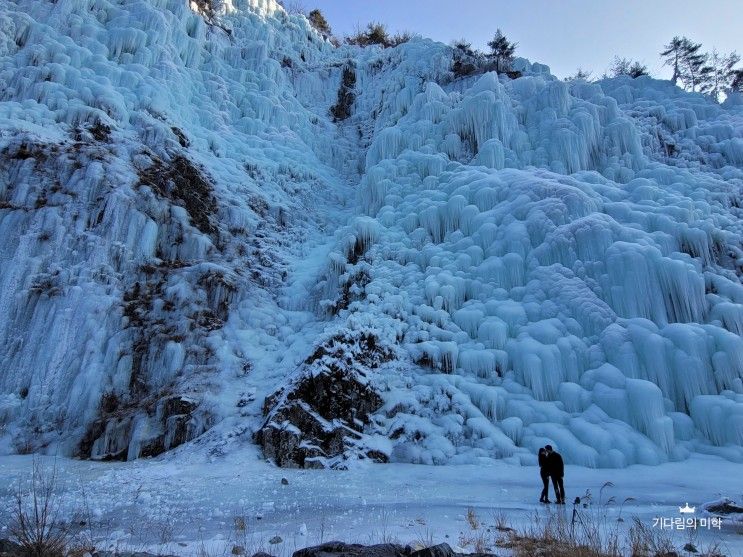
679 503 696 514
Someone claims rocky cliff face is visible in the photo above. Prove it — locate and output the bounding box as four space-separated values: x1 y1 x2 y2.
0 0 349 459
1 0 742 468
257 326 393 469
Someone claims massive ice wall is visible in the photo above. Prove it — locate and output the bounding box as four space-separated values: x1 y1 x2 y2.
313 43 743 467
0 0 352 458
0 0 742 467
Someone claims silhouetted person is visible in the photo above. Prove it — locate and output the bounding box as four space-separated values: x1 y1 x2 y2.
545 445 565 504
538 447 551 503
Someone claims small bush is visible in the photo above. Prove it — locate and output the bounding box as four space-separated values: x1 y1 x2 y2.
346 22 389 47
458 508 489 553
465 507 480 530
279 0 306 14
609 56 649 78
501 510 621 557
330 66 356 121
565 68 593 82
450 40 484 78
10 459 75 557
453 39 477 57
390 31 416 47
345 23 415 48
449 37 522 81
364 23 389 46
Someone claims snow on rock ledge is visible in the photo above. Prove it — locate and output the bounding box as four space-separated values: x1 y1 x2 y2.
256 325 395 469
191 0 284 19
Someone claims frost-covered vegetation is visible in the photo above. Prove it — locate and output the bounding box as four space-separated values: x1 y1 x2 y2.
0 0 742 472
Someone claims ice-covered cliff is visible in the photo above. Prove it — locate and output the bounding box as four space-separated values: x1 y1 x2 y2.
1 0 742 468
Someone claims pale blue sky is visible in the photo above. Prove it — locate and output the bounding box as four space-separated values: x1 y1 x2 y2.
303 0 741 79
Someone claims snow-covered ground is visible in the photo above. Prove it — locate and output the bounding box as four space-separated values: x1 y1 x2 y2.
1 452 742 555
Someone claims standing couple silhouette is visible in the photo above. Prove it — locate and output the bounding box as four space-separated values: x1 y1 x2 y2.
538 445 565 504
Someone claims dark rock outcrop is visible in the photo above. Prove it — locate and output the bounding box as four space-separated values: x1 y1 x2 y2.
257 327 394 468
704 498 743 515
409 545 455 557
293 542 409 557
330 65 356 122
137 152 218 237
291 542 494 557
81 394 209 461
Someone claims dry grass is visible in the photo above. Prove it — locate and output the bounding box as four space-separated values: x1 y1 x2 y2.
500 507 730 557
465 507 479 531
627 517 677 557
494 484 700 557
457 508 490 553
492 510 514 534
500 509 620 557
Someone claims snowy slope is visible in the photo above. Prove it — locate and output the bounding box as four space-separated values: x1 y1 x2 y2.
0 0 742 469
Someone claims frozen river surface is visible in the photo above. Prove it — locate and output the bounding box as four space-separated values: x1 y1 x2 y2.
0 451 741 556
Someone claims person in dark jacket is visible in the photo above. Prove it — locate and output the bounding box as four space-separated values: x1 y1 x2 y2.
545 445 565 504
538 447 551 503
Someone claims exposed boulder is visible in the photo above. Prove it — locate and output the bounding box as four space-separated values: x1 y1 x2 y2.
702 497 743 521
292 543 493 557
293 542 409 557
409 545 455 557
93 552 180 557
705 499 743 515
257 327 394 468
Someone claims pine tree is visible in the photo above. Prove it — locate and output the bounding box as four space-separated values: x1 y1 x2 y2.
684 52 709 92
700 49 741 102
661 36 716 91
308 9 331 37
732 69 743 94
660 36 684 85
487 29 517 73
678 38 706 91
